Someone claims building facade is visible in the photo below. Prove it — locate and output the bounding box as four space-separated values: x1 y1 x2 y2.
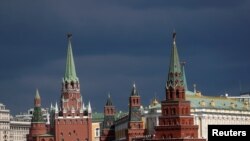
0 103 10 141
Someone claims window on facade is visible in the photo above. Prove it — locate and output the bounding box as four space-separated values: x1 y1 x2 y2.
176 90 179 98
95 128 100 137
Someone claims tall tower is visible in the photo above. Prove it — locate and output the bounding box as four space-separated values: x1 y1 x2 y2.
27 89 47 141
127 83 145 141
100 94 116 141
54 34 92 141
154 32 205 141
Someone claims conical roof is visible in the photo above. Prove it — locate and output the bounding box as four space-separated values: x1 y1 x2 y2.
64 34 79 82
166 32 184 88
106 94 113 106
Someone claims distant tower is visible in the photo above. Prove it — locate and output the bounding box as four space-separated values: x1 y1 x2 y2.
27 89 48 141
54 34 92 141
100 94 116 141
127 83 145 141
154 32 205 141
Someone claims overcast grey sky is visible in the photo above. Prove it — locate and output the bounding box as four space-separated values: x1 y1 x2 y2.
0 0 250 115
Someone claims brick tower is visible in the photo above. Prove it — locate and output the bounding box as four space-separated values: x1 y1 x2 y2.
54 34 92 141
27 89 53 141
127 83 145 141
154 32 205 141
100 94 116 141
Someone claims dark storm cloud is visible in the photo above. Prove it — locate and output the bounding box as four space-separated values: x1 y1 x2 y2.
0 0 250 114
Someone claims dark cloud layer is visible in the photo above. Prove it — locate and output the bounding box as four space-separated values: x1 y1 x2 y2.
0 0 250 114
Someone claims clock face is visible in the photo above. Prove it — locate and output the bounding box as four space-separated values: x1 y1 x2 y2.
131 108 141 121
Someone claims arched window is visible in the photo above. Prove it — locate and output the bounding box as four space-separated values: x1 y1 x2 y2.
71 81 74 88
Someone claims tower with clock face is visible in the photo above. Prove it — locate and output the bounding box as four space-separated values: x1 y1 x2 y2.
127 83 145 141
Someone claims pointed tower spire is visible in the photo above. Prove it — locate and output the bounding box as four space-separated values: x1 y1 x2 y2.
131 82 139 96
55 102 58 113
34 89 41 107
88 101 92 113
167 31 183 88
64 33 79 82
181 61 188 91
82 102 86 111
106 93 113 106
35 89 40 99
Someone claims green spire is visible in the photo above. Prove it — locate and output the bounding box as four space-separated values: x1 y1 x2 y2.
167 32 184 88
64 34 79 82
106 93 113 106
181 62 188 91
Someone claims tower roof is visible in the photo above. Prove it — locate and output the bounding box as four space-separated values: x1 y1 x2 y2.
106 93 113 106
64 34 79 82
131 82 139 96
35 89 40 99
32 89 44 123
181 62 188 91
166 32 184 88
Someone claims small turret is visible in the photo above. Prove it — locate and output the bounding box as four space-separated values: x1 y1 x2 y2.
55 102 58 113
88 101 92 117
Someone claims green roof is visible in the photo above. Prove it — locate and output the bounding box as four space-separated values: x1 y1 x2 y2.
147 93 250 111
182 64 188 91
64 35 79 83
32 107 45 123
92 111 128 122
167 32 184 88
187 95 250 111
